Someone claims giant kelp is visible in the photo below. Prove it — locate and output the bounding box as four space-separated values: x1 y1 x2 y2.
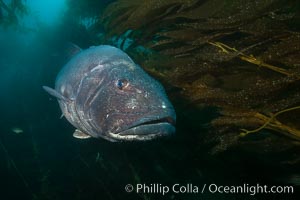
0 0 27 28
100 0 300 155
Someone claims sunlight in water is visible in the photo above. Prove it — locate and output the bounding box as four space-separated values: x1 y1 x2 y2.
27 0 67 26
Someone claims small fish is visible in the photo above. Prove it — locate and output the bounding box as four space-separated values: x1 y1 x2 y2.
95 152 103 163
43 45 176 141
11 127 23 134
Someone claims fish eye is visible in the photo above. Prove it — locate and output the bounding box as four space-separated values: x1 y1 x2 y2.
116 79 129 90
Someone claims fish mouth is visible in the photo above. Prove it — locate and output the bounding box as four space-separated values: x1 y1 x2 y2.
131 117 175 128
107 117 176 141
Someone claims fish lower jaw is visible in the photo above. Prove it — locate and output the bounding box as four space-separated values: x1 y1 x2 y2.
107 122 175 141
107 132 157 141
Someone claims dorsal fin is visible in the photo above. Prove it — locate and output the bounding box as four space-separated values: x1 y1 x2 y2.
43 86 69 102
65 43 82 59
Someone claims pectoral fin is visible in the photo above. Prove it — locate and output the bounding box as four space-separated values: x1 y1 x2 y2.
43 86 69 102
73 129 91 139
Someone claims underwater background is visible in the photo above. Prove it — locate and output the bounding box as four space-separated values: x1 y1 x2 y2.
0 0 299 199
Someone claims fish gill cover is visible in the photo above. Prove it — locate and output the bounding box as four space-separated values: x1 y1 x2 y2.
0 0 300 200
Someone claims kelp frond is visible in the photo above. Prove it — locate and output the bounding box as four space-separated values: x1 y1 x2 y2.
208 41 299 78
240 106 300 140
